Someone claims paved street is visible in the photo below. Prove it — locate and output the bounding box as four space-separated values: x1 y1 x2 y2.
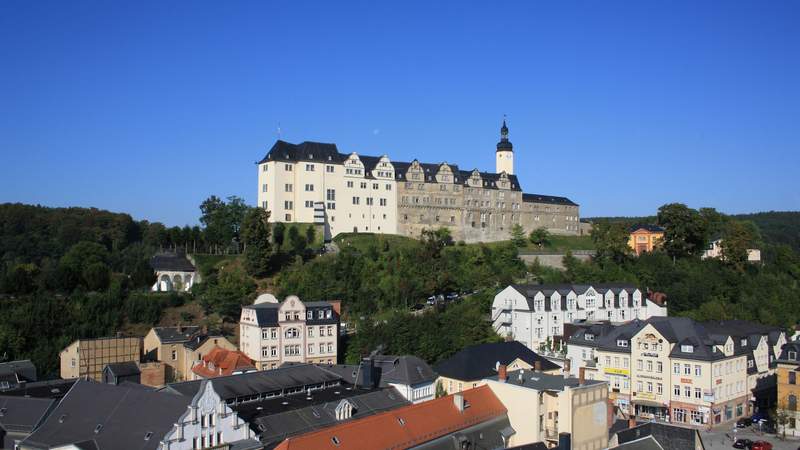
703 426 800 450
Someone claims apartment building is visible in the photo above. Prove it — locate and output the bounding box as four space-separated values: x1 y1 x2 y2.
59 336 141 381
775 341 800 436
238 295 340 369
492 284 667 351
483 367 609 450
567 317 764 428
702 238 761 263
256 122 581 243
143 326 236 382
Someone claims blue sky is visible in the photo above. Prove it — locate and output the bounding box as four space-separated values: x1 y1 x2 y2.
1 1 798 226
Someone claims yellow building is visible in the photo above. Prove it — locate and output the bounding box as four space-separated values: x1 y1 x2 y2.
628 224 664 255
776 342 800 436
59 336 141 381
143 326 236 382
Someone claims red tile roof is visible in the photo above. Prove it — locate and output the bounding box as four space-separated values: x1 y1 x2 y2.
191 346 256 379
274 385 507 450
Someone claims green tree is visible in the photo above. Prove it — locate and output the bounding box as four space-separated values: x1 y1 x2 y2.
510 224 527 247
305 225 317 247
421 228 454 259
657 203 708 259
288 226 306 253
720 221 755 271
273 222 286 250
242 208 273 277
590 222 631 264
529 227 551 249
82 262 110 291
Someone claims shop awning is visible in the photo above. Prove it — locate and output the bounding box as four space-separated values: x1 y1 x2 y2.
632 399 667 408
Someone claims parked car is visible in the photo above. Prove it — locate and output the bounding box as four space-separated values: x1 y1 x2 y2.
733 439 752 449
751 441 773 450
751 412 769 423
737 418 752 428
410 303 425 311
426 296 436 305
446 292 459 301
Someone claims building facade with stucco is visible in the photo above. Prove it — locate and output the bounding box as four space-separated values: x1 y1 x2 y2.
256 121 580 243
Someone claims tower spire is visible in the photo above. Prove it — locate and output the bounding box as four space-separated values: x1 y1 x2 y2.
496 116 514 175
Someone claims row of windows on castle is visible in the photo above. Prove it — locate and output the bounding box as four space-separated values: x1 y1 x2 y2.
262 161 501 185
260 342 336 358
529 295 642 311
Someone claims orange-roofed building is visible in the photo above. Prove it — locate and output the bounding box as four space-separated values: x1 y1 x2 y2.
191 346 257 380
274 385 514 450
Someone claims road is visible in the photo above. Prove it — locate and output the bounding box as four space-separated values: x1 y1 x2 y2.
703 426 799 450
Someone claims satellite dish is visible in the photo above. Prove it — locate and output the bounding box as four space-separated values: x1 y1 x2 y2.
255 293 278 305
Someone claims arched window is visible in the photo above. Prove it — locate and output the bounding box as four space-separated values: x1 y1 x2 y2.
285 328 299 339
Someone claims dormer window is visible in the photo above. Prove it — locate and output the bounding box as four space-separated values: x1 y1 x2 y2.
741 339 747 347
790 351 797 360
617 340 628 347
681 345 694 353
585 334 595 341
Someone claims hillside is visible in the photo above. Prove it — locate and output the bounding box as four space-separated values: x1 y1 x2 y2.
586 210 800 251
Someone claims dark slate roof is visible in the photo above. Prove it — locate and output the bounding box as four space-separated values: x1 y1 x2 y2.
103 362 140 378
612 436 664 450
0 379 76 399
522 193 578 206
488 369 604 391
701 320 782 339
258 140 345 164
434 341 559 381
21 380 190 450
165 364 342 401
569 320 649 353
0 360 37 386
776 341 800 364
320 355 438 388
614 422 702 450
509 284 638 312
152 326 201 344
0 395 55 433
148 253 196 272
248 387 409 447
629 224 665 233
183 334 226 351
245 303 280 327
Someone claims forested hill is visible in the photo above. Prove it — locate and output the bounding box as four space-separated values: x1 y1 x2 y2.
587 210 800 251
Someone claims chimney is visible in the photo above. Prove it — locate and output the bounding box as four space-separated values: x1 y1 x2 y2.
498 364 507 382
453 393 465 412
629 415 637 429
563 358 571 374
328 300 342 316
578 367 585 386
534 360 542 372
558 432 571 450
358 357 375 388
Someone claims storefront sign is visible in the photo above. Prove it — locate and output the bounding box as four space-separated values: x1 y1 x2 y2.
604 368 630 376
636 392 656 400
681 378 692 384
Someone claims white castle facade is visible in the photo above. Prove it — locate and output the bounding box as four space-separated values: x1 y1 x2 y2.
257 122 580 243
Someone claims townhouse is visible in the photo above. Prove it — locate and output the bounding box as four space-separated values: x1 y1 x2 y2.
567 316 776 428
483 367 609 450
492 284 667 351
143 326 236 382
775 341 800 436
59 336 141 381
238 295 340 369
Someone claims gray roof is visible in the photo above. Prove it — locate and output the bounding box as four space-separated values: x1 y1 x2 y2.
244 301 339 327
612 436 664 450
253 387 410 447
151 326 201 344
148 253 195 272
569 320 649 353
103 362 140 378
165 364 341 401
613 422 702 450
320 355 437 388
522 193 578 207
21 380 190 450
487 369 605 391
0 395 55 433
509 284 639 312
0 379 76 399
0 360 37 386
434 341 560 381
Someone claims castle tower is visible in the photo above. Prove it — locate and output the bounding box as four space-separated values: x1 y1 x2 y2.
495 119 514 174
